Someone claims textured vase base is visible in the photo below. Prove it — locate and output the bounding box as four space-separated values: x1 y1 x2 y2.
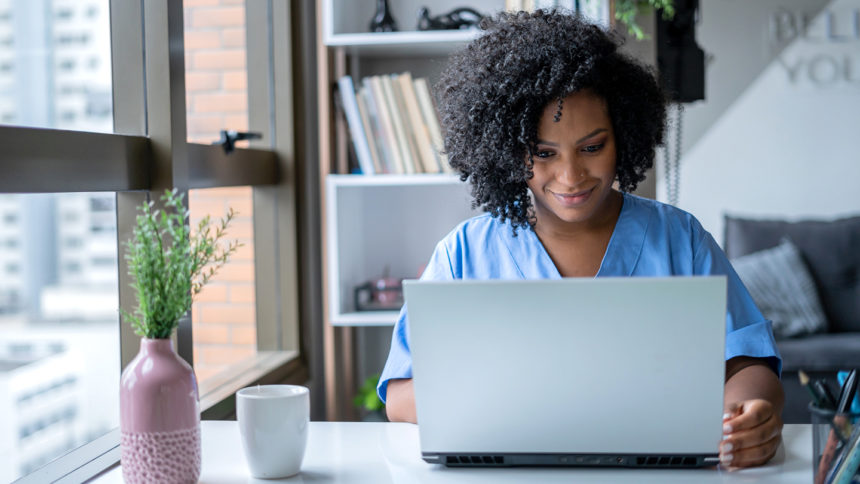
121 427 201 484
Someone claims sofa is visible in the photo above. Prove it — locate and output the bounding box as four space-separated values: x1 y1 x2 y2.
723 214 860 423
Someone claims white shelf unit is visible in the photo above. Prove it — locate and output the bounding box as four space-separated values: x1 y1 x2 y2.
323 0 506 55
317 0 505 420
325 30 480 57
325 174 478 327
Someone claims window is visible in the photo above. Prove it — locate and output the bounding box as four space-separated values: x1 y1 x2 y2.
91 256 115 266
183 0 249 144
0 195 119 482
183 0 258 388
89 197 113 212
0 0 112 133
189 187 257 384
63 261 82 273
1 0 309 481
55 9 73 20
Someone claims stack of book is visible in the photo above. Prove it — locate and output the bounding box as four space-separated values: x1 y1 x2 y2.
337 73 452 176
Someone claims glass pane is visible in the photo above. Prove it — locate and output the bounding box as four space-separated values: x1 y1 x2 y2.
0 0 113 132
184 0 249 144
189 187 256 385
0 192 119 482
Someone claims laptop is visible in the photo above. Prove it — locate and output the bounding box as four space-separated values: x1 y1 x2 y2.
404 276 727 468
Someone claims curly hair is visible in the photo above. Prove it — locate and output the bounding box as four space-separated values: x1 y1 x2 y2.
436 10 667 232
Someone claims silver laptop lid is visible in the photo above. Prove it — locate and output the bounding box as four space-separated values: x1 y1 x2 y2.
405 277 726 456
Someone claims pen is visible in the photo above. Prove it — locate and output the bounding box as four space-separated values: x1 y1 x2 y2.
836 370 858 441
801 370 824 407
837 370 860 415
836 370 858 416
815 379 839 410
825 422 860 484
817 413 853 484
816 370 859 484
802 371 850 444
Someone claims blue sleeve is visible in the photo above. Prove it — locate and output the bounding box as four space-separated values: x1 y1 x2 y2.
693 229 782 377
377 240 456 403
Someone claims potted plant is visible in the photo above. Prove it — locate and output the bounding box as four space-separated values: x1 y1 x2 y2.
119 189 240 483
354 373 386 421
613 0 675 40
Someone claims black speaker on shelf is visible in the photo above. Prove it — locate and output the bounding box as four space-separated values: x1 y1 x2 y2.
656 0 705 103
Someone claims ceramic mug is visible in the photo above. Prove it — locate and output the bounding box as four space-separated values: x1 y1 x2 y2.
236 385 310 479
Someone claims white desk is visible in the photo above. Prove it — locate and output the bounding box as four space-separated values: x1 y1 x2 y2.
93 422 813 483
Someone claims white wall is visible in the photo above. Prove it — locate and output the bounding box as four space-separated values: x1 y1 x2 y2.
658 0 860 243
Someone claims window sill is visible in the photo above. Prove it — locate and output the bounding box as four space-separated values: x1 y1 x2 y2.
199 350 305 419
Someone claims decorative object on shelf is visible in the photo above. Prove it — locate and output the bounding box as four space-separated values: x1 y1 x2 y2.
353 374 386 421
119 189 240 484
354 270 403 311
504 1 676 41
612 0 675 40
369 0 397 32
417 7 484 31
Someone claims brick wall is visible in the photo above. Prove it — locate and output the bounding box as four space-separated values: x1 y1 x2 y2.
184 0 255 384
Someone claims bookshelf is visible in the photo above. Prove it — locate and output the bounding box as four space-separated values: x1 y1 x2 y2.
325 174 477 327
317 0 505 419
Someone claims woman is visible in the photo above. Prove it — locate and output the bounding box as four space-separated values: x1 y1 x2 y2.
378 10 783 469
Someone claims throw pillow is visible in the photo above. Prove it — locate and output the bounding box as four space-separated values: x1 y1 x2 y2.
730 238 827 339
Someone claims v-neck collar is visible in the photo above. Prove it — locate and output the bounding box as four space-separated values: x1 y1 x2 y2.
498 192 652 279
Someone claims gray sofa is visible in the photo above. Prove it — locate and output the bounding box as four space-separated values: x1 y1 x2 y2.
724 214 860 423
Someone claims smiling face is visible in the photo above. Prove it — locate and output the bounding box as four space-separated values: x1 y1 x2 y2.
526 90 621 233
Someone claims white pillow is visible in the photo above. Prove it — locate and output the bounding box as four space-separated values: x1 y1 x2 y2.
730 238 827 339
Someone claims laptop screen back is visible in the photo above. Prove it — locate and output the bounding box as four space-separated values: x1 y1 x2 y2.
405 277 726 456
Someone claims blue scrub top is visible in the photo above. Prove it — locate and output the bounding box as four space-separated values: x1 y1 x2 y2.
377 192 782 402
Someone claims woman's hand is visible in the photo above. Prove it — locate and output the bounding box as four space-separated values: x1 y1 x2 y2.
720 398 783 468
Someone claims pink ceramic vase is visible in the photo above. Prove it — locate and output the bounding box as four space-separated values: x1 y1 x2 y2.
120 338 201 483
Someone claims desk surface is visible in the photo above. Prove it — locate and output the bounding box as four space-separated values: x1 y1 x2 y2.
93 422 813 483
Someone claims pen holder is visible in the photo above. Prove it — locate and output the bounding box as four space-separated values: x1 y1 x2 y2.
809 403 860 484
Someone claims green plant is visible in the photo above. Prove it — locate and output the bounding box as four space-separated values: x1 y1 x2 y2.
123 189 241 339
613 0 675 40
354 374 385 413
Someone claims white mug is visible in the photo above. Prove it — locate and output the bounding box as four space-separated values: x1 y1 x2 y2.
236 385 310 479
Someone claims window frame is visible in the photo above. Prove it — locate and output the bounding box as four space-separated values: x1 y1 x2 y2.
4 1 309 482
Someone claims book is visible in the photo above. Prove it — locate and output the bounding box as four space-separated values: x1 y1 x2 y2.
379 74 417 174
367 76 405 174
337 76 375 175
413 77 452 174
331 84 350 174
389 73 426 173
396 72 440 173
360 78 396 174
355 87 384 174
